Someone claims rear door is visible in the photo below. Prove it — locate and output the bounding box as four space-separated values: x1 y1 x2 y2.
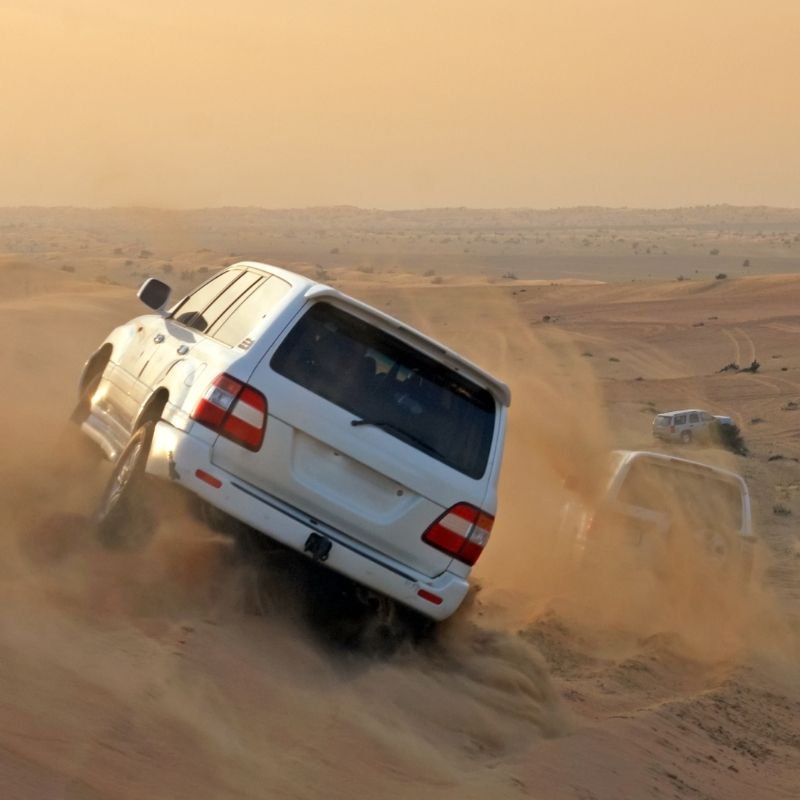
135 270 266 419
210 300 500 577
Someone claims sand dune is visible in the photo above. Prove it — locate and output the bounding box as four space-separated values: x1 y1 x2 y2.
0 246 798 799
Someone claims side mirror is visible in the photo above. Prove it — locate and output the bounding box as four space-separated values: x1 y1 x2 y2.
137 278 171 313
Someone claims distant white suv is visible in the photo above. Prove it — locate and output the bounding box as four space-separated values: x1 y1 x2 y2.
73 262 510 625
652 408 735 445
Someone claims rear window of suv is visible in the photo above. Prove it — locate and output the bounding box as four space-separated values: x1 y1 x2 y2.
616 458 743 530
271 302 496 478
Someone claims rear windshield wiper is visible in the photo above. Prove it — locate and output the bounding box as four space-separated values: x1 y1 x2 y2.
351 418 448 462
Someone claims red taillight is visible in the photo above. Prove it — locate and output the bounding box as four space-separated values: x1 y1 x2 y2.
422 503 494 566
191 373 267 451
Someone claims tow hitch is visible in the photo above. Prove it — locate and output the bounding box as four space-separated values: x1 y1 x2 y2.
304 532 332 562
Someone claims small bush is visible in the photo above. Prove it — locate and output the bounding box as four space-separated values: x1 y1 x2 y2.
60 265 75 273
715 272 727 280
710 248 720 256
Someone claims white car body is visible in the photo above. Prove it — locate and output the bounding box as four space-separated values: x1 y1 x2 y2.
652 408 734 444
76 262 510 621
561 450 754 569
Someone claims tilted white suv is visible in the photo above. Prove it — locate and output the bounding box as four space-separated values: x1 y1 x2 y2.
73 262 510 623
560 450 754 576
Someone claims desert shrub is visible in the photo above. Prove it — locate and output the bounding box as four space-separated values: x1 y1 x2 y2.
742 258 750 267
139 249 152 259
431 276 443 285
709 248 720 255
501 271 518 280
423 269 436 277
715 272 727 280
60 265 75 273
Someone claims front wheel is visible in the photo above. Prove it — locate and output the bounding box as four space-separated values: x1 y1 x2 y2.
680 430 693 444
95 422 157 549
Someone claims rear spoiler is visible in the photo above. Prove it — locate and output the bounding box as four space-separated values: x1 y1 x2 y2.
304 285 512 407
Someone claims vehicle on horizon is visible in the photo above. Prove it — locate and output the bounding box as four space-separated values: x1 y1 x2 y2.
560 449 754 577
652 408 735 445
71 262 510 633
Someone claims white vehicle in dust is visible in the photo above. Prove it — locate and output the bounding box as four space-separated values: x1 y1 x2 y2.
652 409 735 445
72 262 510 627
560 450 754 576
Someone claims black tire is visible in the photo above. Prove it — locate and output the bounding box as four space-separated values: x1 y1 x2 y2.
680 430 693 444
95 422 157 550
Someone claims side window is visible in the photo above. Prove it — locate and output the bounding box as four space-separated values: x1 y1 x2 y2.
210 275 292 346
701 413 714 422
674 414 686 425
170 271 241 331
191 271 261 334
688 412 699 423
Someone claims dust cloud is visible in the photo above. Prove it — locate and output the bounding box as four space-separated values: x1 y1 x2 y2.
0 272 797 798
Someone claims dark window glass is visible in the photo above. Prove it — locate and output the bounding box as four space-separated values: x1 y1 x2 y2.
689 413 699 423
674 414 687 425
271 303 496 478
210 275 292 346
170 270 242 331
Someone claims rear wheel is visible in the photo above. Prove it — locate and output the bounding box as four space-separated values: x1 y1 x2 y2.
95 422 157 549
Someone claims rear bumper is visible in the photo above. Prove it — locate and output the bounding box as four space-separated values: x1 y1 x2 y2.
145 422 469 621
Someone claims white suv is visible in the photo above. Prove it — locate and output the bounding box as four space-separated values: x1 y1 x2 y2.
652 409 735 444
73 262 510 624
560 450 754 576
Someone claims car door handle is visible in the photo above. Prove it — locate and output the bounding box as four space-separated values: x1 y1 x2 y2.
176 344 189 355
153 334 165 344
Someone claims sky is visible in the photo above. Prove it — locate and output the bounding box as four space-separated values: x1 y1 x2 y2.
1 0 799 208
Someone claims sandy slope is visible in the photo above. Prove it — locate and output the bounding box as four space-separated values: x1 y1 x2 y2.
0 271 798 799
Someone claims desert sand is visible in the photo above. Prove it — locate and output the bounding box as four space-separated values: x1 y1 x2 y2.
0 207 798 799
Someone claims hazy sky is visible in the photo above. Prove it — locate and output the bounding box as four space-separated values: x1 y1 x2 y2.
2 0 799 208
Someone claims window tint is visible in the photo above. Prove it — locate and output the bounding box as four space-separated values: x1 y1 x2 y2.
689 413 699 423
271 303 496 478
210 275 292 346
171 270 241 331
674 414 686 425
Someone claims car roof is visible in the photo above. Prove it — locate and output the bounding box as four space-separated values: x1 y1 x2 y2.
656 409 709 416
234 261 512 407
611 449 748 488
